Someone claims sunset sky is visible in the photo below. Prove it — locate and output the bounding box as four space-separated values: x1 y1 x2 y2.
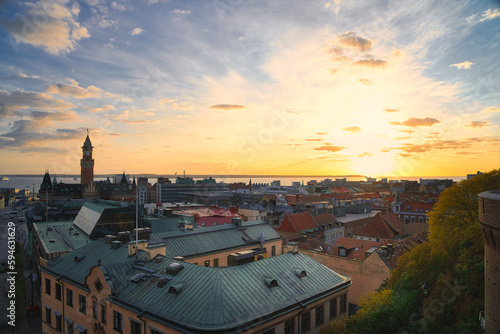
0 0 499 177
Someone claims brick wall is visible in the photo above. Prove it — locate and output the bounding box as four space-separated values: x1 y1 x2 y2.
479 191 500 334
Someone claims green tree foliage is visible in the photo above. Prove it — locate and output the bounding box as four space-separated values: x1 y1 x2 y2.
322 169 500 334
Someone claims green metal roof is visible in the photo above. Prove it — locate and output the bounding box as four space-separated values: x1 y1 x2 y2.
146 215 195 234
149 220 282 258
111 253 350 333
33 221 90 255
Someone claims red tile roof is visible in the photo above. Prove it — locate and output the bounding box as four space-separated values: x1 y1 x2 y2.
278 211 319 233
356 212 397 240
196 216 233 227
330 237 382 260
378 231 428 270
400 201 434 213
313 213 338 226
176 206 242 218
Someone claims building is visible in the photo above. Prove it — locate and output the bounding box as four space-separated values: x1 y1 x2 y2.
278 211 344 245
155 176 229 203
40 241 351 334
80 131 94 186
478 190 500 334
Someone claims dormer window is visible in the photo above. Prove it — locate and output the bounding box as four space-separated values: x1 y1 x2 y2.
339 247 346 257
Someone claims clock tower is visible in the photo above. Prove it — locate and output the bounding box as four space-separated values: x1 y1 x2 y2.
81 130 94 186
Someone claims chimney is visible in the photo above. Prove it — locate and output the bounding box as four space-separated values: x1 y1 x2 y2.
128 240 148 257
232 217 242 227
111 240 122 249
380 245 388 257
257 231 265 250
287 242 299 254
146 243 166 261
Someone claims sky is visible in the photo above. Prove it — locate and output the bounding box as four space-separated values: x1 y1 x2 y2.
0 0 499 177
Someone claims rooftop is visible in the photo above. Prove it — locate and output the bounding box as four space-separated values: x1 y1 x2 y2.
33 221 90 255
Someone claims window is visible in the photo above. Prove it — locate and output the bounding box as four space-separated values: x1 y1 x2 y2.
213 258 219 267
92 300 98 319
55 313 62 331
79 295 86 314
339 248 346 257
66 289 73 307
45 306 51 325
263 328 275 334
204 260 210 267
150 328 163 334
66 319 74 334
330 298 337 319
113 311 123 332
45 278 51 295
285 319 294 334
340 294 347 313
419 217 424 223
55 283 62 301
101 303 107 323
272 245 276 257
411 216 415 222
301 311 310 333
130 320 142 334
315 305 324 326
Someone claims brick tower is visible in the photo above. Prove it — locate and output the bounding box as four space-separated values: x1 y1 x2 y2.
478 190 500 334
81 130 94 186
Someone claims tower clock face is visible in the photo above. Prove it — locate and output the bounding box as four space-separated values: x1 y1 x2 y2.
85 152 89 156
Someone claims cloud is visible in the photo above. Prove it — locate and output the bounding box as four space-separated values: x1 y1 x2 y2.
159 98 194 110
0 72 40 81
0 116 80 151
466 121 490 128
210 104 247 110
98 19 117 28
450 61 474 69
357 152 373 158
131 28 144 36
315 132 328 135
106 109 157 124
306 138 323 142
328 46 344 55
398 130 415 134
205 137 221 140
331 56 352 62
479 8 500 22
390 117 441 127
480 106 500 114
392 48 406 57
358 79 372 85
111 1 127 11
353 59 387 68
46 79 102 98
343 126 361 134
0 0 90 55
313 145 346 152
383 108 399 113
171 9 191 15
337 32 373 51
0 90 75 117
89 104 115 113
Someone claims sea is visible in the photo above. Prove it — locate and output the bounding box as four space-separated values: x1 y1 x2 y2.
0 175 468 194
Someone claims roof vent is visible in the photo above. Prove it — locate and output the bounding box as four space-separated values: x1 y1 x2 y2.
166 262 184 276
74 231 79 235
111 240 122 249
168 283 184 295
74 255 85 262
157 277 168 288
130 273 146 284
294 269 307 278
47 227 52 231
69 226 74 230
264 277 278 288
49 239 55 243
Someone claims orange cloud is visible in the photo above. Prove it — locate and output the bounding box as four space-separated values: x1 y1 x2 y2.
314 145 346 152
390 117 440 127
343 126 361 134
315 132 328 135
306 139 323 142
467 121 490 128
383 108 399 113
47 79 102 99
353 59 387 68
338 32 373 51
358 79 373 85
210 104 247 110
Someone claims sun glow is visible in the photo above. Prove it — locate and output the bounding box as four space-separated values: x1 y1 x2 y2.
349 153 397 177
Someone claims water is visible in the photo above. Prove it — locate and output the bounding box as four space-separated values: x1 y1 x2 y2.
0 175 467 194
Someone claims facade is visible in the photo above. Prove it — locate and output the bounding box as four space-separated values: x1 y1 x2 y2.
80 131 94 186
478 190 500 334
40 243 350 334
156 177 229 203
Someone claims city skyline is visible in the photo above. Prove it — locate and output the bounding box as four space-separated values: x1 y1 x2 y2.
0 0 499 177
